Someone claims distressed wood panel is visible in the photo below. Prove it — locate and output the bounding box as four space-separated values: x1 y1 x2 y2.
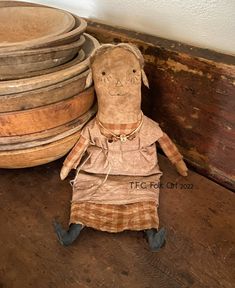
87 21 235 191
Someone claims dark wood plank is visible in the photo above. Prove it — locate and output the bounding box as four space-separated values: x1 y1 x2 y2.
0 155 234 288
86 21 235 191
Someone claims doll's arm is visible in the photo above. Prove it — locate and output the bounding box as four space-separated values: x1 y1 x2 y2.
60 135 89 180
158 133 188 176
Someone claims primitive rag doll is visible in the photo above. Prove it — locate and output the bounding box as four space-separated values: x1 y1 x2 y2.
54 43 188 251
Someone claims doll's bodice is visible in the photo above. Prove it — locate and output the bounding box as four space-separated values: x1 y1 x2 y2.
78 115 163 177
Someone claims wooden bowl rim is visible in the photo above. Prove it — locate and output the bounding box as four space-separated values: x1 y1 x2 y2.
0 106 96 151
0 49 86 81
0 33 99 95
0 87 94 137
0 6 75 47
0 104 97 145
0 35 85 58
0 15 86 53
0 130 81 169
0 130 81 155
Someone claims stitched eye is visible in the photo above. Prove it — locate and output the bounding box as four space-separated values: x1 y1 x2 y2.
101 71 106 76
133 69 136 73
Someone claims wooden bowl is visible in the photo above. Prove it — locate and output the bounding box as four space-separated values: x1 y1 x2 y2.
0 67 89 113
0 1 87 52
0 36 85 75
0 6 75 47
0 0 39 7
0 87 94 137
0 130 81 169
27 15 87 50
0 33 99 95
0 104 97 146
0 49 86 81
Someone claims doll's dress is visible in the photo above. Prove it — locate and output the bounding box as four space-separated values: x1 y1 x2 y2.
69 115 164 232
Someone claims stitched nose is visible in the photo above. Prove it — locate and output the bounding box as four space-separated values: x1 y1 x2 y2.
116 80 123 87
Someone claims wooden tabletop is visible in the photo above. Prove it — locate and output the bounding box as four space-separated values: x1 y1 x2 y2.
0 154 234 288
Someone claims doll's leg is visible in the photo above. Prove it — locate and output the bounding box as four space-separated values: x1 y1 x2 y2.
53 220 83 246
145 227 166 252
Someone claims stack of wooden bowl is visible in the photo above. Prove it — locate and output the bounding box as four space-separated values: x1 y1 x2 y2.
0 1 99 168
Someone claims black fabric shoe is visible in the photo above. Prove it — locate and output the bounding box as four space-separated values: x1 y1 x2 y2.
145 227 166 252
53 220 83 246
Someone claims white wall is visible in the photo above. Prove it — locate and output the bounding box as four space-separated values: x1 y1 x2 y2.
24 0 235 55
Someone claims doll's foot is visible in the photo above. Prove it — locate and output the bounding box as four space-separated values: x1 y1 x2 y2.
53 220 83 246
145 227 166 252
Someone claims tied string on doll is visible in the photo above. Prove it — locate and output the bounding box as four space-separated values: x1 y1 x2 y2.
96 111 144 143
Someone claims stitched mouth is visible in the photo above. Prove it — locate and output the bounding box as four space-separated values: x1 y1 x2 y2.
109 91 127 97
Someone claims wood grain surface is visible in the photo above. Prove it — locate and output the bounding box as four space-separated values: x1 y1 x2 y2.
0 33 99 95
0 1 87 52
0 48 85 81
0 104 96 149
0 104 97 145
0 87 94 136
0 36 85 76
0 6 75 47
0 68 88 112
0 130 81 168
0 155 234 286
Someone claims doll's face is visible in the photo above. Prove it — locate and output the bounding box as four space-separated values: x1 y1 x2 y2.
91 47 141 99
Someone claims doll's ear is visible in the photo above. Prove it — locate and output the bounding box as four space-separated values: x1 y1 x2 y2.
85 69 93 89
141 69 149 88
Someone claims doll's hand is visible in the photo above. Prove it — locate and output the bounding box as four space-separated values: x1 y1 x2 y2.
175 160 188 177
60 165 71 180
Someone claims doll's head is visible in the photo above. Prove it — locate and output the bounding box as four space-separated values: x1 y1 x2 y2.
86 43 149 124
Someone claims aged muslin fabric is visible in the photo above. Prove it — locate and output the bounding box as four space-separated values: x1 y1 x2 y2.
65 115 183 232
91 47 145 125
71 116 163 203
